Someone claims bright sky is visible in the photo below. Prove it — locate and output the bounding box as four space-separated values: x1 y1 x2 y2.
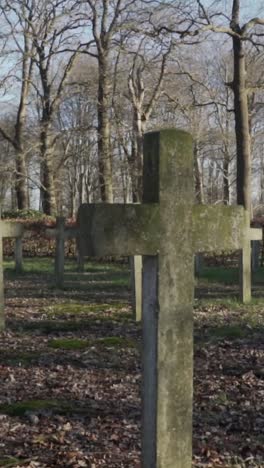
1 0 264 112
203 0 264 19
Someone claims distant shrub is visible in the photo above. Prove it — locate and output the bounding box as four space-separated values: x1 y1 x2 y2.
2 209 55 221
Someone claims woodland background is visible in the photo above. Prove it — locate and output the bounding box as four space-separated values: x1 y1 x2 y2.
0 0 263 216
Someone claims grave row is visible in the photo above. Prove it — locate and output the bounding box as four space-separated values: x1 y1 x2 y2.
0 129 262 467
0 213 262 324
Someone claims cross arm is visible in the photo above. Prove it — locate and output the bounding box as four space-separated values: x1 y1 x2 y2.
77 204 160 257
192 205 251 253
45 226 78 240
1 222 23 238
250 228 262 241
65 227 79 240
45 228 57 239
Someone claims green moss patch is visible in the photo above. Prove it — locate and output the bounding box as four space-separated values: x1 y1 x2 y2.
60 281 129 291
48 336 137 350
96 336 136 348
68 262 127 274
198 267 239 285
9 320 89 334
0 351 41 366
195 298 264 330
48 338 91 350
4 257 54 275
4 257 129 277
0 457 26 467
0 399 87 417
206 325 247 341
0 398 118 419
244 310 264 328
0 399 70 417
12 314 133 334
2 208 54 220
46 302 127 315
65 271 129 282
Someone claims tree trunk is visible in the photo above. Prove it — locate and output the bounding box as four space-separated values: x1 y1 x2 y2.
260 157 264 204
12 18 34 211
97 55 113 203
15 149 28 209
232 36 251 213
71 187 76 218
78 171 84 207
40 127 57 215
208 162 214 204
223 105 231 205
130 108 145 202
194 141 204 204
11 185 17 210
223 152 230 205
41 159 57 215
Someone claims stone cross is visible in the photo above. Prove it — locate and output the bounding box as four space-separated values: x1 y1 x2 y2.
194 253 204 275
130 255 142 321
77 129 261 468
239 222 262 302
15 237 23 273
0 221 24 330
251 239 261 272
45 217 78 288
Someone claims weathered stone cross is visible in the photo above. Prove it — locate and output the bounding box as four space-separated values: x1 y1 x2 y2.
0 220 23 330
77 129 261 468
45 217 78 288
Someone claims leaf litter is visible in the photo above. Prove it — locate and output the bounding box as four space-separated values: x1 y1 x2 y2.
0 271 263 467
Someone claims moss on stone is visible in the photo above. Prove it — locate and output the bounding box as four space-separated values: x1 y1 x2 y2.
78 203 160 256
193 205 246 254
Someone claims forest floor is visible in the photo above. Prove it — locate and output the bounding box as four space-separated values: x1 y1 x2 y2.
0 258 263 467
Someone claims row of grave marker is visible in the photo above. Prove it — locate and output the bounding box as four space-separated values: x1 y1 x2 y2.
0 222 23 329
0 211 262 327
0 129 262 467
2 221 262 320
195 243 262 274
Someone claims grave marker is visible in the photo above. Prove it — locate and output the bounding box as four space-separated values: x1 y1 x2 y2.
77 129 261 468
45 217 78 288
15 237 23 273
251 239 261 272
130 255 142 321
239 223 262 303
194 253 204 275
0 221 23 330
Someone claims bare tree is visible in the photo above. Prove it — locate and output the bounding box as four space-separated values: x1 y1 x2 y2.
193 0 264 213
0 136 15 209
29 0 83 215
127 40 171 201
81 0 148 202
55 66 99 215
0 0 36 209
